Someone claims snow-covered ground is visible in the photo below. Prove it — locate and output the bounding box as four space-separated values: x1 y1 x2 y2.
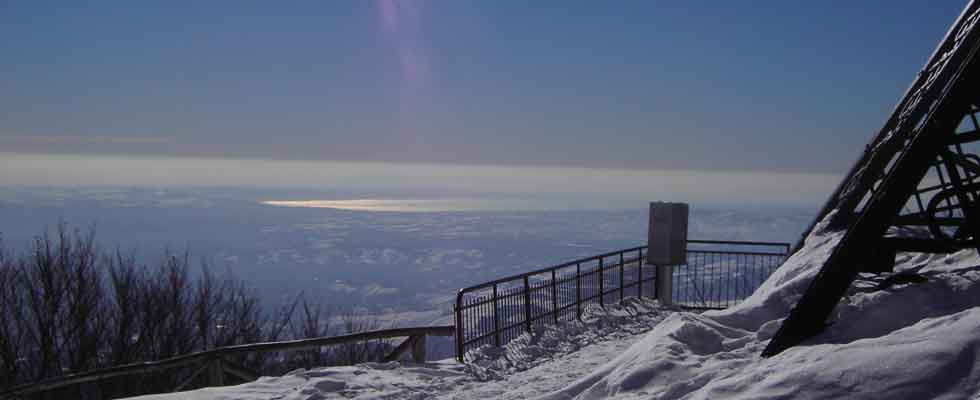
128 213 980 399
128 299 668 400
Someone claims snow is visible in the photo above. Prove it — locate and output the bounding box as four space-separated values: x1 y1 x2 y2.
539 214 980 399
126 298 667 400
128 212 980 399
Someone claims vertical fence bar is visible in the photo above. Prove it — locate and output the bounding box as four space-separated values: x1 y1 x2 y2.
523 276 532 332
598 257 605 307
735 257 748 298
492 284 501 346
619 252 625 302
454 295 464 362
551 270 558 323
636 255 641 298
575 263 582 320
638 262 644 298
467 297 473 348
641 248 650 299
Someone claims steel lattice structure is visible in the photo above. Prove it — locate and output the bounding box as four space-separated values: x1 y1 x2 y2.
764 1 980 357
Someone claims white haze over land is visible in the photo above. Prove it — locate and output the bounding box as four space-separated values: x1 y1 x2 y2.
263 199 580 212
0 152 839 208
0 152 826 330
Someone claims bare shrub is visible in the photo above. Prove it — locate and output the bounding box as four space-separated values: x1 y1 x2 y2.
0 225 403 398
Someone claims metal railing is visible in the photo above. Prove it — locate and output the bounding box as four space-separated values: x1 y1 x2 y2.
676 240 790 309
453 246 651 362
453 240 789 361
1 326 454 399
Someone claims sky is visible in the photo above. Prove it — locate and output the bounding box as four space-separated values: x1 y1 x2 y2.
0 1 969 174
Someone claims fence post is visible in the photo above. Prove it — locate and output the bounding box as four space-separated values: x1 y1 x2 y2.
648 202 687 306
637 257 642 299
656 264 674 306
575 263 582 320
523 276 533 332
638 262 643 298
492 284 501 346
207 356 225 387
640 248 648 297
551 270 558 323
598 257 605 307
636 248 643 299
411 335 427 363
619 252 625 302
455 293 465 362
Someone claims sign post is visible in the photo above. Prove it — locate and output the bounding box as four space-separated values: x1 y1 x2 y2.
647 202 688 306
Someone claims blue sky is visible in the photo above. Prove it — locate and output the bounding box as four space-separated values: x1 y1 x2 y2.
0 1 967 173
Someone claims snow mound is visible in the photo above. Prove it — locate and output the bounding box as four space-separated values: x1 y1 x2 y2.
540 215 980 399
128 361 470 400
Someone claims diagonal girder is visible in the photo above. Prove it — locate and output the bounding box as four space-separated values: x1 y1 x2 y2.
763 1 980 357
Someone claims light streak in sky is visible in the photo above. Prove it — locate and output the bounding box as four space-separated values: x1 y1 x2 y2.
377 0 430 141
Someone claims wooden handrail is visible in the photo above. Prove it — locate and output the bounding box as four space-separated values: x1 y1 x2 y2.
211 325 453 357
1 325 455 398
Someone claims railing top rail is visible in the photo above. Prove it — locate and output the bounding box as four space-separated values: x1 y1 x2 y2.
458 246 646 291
686 239 791 250
1 325 455 397
456 239 789 296
213 325 454 357
686 249 788 257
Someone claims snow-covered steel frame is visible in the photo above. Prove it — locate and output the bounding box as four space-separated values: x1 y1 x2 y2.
454 240 789 362
765 1 980 357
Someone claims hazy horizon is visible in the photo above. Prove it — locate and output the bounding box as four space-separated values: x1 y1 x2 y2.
1 152 840 208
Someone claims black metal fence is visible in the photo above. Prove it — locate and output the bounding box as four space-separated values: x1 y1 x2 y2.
675 240 790 309
454 240 789 361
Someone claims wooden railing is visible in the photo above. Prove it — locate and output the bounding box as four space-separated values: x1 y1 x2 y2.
0 325 454 399
453 240 789 361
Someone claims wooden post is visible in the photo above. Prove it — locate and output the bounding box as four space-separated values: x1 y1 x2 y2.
523 276 532 332
207 357 224 387
411 335 427 363
175 362 210 392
